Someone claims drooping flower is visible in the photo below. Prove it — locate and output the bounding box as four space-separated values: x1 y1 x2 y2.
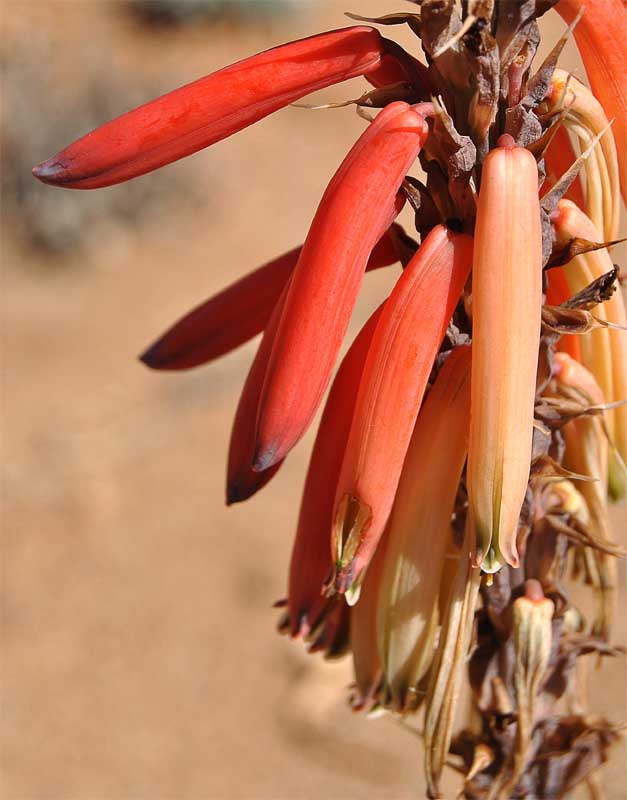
467 135 543 572
282 305 383 642
32 27 390 189
252 102 429 471
550 352 618 637
376 344 472 712
331 223 472 600
541 69 620 241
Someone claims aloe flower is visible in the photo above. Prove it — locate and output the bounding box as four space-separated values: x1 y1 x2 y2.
33 3 625 797
32 27 388 188
467 135 542 573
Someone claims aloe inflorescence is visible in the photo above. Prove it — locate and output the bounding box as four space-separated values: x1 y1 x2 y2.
33 1 626 796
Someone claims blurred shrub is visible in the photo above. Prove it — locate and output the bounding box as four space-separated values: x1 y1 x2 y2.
2 24 213 258
127 0 294 27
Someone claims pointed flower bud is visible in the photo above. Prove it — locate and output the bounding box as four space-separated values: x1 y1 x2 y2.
225 283 289 505
467 135 543 572
350 529 389 713
142 248 300 372
285 307 382 640
140 225 405 371
32 27 386 189
376 345 472 712
253 102 429 471
542 69 620 241
331 224 473 600
555 0 627 202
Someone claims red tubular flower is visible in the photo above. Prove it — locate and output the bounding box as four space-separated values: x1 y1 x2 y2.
467 137 543 572
286 307 382 639
331 224 473 600
555 0 627 200
140 224 406 371
226 285 288 506
253 102 429 472
32 27 386 189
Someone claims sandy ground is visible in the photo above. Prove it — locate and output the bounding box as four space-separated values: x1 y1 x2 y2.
2 2 626 798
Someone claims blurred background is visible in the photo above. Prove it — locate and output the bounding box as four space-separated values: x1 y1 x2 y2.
2 2 625 798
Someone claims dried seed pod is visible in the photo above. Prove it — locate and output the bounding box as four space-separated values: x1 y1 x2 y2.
467 135 543 571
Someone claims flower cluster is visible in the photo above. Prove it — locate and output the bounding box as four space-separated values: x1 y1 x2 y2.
33 1 626 796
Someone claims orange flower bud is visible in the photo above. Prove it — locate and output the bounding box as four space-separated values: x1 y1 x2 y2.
331 224 473 599
32 27 386 189
467 135 543 571
377 345 472 712
253 102 429 472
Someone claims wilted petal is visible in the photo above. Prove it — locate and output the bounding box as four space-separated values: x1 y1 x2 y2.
424 519 481 799
552 199 627 499
542 69 620 241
